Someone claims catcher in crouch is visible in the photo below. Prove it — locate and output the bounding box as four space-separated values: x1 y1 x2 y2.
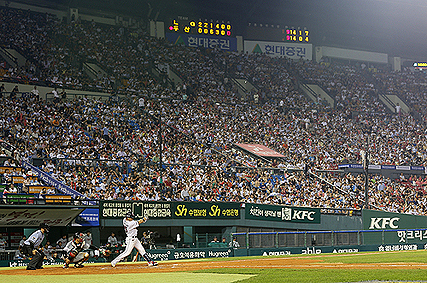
62 232 102 268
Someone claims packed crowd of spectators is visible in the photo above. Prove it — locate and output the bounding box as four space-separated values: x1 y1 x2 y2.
293 60 385 113
2 7 427 216
0 7 93 89
0 7 155 93
1 91 427 215
372 68 427 121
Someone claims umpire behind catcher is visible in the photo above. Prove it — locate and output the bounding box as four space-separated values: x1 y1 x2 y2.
22 223 50 270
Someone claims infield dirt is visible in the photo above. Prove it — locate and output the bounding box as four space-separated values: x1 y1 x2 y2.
2 256 427 275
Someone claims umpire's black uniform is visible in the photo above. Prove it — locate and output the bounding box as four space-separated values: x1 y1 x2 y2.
22 223 49 270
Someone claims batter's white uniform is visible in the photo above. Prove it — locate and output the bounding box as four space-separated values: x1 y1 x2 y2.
111 218 147 266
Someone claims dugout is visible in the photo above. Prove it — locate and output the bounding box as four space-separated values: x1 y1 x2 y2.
0 203 97 257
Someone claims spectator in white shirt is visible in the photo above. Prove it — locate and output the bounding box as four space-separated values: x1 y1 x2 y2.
31 85 40 100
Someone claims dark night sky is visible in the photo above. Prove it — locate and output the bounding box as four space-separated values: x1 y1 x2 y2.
22 0 427 59
175 0 427 60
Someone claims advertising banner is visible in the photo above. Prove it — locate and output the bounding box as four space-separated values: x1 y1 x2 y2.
396 166 411 170
4 258 103 268
5 194 34 204
235 143 285 158
45 195 72 203
72 208 100 227
3 243 427 267
382 165 396 170
100 201 240 220
244 40 312 60
146 247 233 261
338 164 363 169
338 164 426 171
21 161 94 204
245 203 320 224
246 243 423 257
0 208 84 227
100 201 172 219
1 249 232 267
0 167 22 174
362 209 427 230
173 202 240 219
166 33 237 51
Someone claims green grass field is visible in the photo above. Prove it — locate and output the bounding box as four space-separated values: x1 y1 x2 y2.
198 251 427 282
206 268 427 283
4 250 427 283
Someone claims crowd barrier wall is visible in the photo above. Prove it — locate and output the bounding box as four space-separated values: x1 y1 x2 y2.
339 163 426 179
1 232 426 267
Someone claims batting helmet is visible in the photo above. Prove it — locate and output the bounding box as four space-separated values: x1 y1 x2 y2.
126 211 135 219
39 223 50 233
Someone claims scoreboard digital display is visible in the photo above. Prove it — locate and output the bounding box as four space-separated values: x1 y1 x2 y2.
246 24 310 43
284 28 309 42
168 18 233 37
413 62 427 70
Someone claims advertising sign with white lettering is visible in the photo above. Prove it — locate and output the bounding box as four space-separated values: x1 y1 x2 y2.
146 247 234 261
245 204 320 223
166 33 237 51
363 209 427 230
235 143 286 158
72 208 99 227
101 201 173 219
100 201 240 219
244 40 312 60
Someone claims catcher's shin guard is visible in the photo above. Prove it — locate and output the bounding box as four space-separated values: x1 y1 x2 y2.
74 253 89 266
74 263 84 268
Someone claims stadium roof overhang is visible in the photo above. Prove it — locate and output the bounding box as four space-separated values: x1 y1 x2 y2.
0 206 85 227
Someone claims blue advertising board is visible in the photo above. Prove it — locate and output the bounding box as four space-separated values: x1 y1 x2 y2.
21 161 96 205
73 208 100 227
338 164 425 171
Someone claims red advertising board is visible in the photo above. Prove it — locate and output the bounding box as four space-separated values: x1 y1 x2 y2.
235 143 285 158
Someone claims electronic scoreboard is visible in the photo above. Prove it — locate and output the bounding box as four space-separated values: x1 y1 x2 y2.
168 18 233 37
245 24 310 43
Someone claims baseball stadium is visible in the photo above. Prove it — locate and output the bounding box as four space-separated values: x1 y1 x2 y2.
2 0 427 282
